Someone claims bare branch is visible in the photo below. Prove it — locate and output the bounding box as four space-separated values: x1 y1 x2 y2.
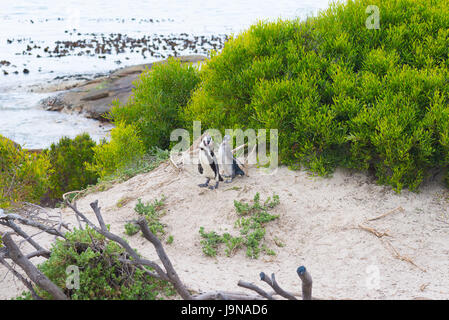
0 212 65 239
0 256 43 300
0 219 51 258
136 217 192 300
66 201 169 281
296 266 313 300
2 233 68 300
259 272 297 300
193 291 267 300
237 280 275 300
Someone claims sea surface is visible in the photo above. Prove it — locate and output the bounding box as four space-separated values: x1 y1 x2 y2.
0 0 330 149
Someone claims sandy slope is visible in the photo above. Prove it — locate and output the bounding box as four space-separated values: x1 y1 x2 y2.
1 162 449 300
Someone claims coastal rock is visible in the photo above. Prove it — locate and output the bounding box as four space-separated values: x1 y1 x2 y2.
39 55 207 120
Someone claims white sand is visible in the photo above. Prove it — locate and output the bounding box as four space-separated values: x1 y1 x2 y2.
1 162 449 300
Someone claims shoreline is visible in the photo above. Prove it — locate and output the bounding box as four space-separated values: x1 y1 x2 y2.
36 55 207 121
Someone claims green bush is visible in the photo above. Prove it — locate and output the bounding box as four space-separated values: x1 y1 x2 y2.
0 135 51 208
109 58 200 150
86 122 146 179
183 0 449 191
18 227 174 300
44 134 98 204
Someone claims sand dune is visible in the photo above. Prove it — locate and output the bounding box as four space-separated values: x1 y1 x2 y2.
1 161 449 300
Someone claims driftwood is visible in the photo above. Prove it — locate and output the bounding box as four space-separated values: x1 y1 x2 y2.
1 198 315 300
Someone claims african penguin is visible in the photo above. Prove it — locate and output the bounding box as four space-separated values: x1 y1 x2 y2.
198 134 223 189
217 135 245 183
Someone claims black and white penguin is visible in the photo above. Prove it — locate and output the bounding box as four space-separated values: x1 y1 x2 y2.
198 134 223 189
217 135 245 183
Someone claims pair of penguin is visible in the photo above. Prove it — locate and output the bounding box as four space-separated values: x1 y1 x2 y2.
198 134 245 189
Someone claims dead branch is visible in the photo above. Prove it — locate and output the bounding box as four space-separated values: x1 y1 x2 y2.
1 233 68 300
383 239 427 273
368 207 404 222
0 256 43 300
193 291 267 300
0 219 51 258
66 200 169 282
0 212 65 239
358 224 390 238
296 266 313 300
259 272 298 300
135 216 192 300
237 280 275 300
1 197 316 301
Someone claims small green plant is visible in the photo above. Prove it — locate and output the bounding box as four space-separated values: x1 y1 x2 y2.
166 235 174 245
124 222 140 236
127 196 167 239
223 233 244 257
199 227 224 257
199 193 280 259
116 196 134 208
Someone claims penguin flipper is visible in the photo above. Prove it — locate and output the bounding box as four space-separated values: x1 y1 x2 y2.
233 158 245 177
198 163 203 174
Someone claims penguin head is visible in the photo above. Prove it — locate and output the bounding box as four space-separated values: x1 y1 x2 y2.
201 134 213 149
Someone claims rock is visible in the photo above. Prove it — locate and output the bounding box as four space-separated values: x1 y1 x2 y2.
38 55 207 120
80 89 109 101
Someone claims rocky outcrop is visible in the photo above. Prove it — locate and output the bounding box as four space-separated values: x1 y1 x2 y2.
39 55 207 120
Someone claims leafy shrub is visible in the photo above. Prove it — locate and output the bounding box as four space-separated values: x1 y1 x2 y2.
109 58 200 150
0 135 51 208
199 193 280 259
183 0 449 191
86 122 145 179
44 134 98 204
19 226 174 300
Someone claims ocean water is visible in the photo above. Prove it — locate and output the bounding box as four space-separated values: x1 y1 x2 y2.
0 0 330 149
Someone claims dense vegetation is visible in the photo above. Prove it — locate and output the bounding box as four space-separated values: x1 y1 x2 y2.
17 227 175 300
1 0 448 211
182 0 449 191
110 58 201 150
0 135 50 208
2 0 448 211
44 134 98 205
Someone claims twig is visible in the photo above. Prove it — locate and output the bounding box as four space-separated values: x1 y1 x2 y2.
383 239 426 273
358 224 390 238
368 207 404 222
0 212 65 239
